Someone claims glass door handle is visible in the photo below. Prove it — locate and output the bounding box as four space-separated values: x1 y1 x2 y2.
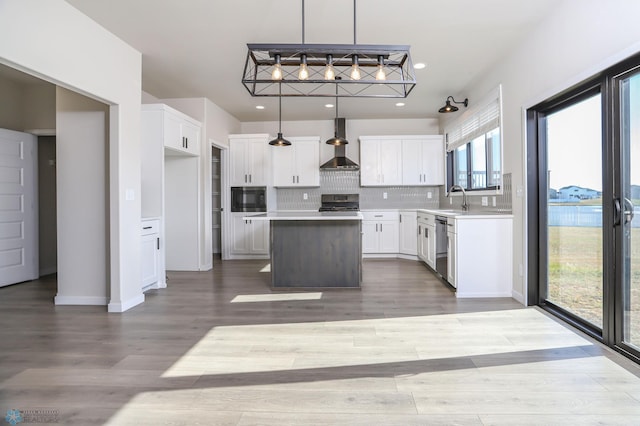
624 197 635 225
614 198 622 226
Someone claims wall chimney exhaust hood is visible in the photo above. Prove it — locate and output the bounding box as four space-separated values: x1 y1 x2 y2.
320 118 359 170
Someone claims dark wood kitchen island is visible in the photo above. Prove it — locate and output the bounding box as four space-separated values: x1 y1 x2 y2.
244 211 363 289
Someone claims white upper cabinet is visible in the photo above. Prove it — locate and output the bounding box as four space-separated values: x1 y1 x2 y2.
229 134 270 187
142 104 201 157
272 136 320 187
401 136 444 185
359 137 402 186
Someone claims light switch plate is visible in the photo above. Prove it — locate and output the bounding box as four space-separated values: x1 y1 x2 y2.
303 193 308 200
481 196 488 206
125 189 135 201
427 191 432 199
492 196 496 207
383 192 388 199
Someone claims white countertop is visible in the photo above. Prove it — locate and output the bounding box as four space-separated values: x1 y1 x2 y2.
417 208 513 219
244 211 363 221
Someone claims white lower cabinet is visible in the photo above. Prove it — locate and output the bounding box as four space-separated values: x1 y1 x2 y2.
447 222 457 288
447 216 513 298
230 213 269 257
417 212 436 269
141 218 164 291
399 211 417 256
362 211 399 256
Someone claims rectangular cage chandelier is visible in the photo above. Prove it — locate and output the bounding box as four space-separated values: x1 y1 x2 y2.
242 43 417 98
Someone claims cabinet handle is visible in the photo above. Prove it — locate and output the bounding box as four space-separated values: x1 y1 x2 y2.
426 228 429 238
185 137 188 149
374 215 383 218
293 176 295 184
157 237 160 250
249 174 252 183
143 226 152 230
380 223 383 232
400 216 402 223
244 174 247 183
418 225 421 235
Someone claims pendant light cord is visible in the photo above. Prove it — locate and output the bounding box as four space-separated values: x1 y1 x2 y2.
353 0 357 44
301 0 305 44
278 83 283 133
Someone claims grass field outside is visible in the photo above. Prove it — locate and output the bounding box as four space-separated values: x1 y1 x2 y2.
547 225 640 345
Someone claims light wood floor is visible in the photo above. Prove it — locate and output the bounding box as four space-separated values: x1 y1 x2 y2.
2 259 640 425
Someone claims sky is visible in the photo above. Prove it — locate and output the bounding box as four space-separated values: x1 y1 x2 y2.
546 74 640 192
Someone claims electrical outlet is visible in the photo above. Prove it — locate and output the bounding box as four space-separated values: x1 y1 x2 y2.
427 191 432 199
383 192 388 199
303 193 308 200
492 196 496 207
481 196 488 206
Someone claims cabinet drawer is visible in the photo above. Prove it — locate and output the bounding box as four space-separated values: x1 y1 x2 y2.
417 213 435 226
447 219 457 234
141 219 160 235
362 211 399 221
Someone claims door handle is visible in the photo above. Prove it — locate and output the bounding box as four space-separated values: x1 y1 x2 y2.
157 237 160 250
624 197 635 225
614 198 622 226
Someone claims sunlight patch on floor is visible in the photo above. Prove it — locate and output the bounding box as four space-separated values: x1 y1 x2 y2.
160 308 594 379
231 292 323 303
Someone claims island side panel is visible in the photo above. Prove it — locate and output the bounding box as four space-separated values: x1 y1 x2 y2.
271 220 361 288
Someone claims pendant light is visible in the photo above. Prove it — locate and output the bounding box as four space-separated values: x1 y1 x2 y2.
269 84 291 146
326 80 349 146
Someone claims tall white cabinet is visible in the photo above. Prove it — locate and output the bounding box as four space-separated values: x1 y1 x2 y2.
401 136 444 185
226 134 271 259
141 104 202 274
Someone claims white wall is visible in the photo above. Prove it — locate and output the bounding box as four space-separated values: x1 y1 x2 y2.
0 77 23 130
242 118 440 165
23 84 56 131
0 0 143 312
55 87 109 304
457 0 640 303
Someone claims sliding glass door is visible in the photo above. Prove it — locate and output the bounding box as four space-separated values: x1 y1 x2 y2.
529 54 640 363
545 93 603 329
619 69 640 351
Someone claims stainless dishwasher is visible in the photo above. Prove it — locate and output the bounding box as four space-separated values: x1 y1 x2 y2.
435 216 448 278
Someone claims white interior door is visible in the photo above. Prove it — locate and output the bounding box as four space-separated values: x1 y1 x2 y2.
0 128 38 287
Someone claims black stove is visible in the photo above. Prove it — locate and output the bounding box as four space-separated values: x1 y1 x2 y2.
319 194 359 212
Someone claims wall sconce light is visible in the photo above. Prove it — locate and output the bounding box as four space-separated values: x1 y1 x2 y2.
439 96 469 113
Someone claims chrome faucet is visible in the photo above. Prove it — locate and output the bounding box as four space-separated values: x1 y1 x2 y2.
447 184 468 211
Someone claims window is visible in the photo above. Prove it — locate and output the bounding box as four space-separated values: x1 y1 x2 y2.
445 86 502 192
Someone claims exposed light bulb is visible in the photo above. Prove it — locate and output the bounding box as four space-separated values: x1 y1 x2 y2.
375 55 386 81
324 54 335 80
298 54 309 80
350 55 361 81
272 54 283 80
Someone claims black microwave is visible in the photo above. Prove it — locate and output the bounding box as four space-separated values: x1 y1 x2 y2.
231 187 267 212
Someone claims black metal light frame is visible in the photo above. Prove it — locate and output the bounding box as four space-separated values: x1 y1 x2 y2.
242 43 417 98
439 96 469 113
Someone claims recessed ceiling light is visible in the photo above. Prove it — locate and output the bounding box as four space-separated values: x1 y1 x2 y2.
396 102 405 107
325 103 334 108
255 105 265 110
414 63 426 70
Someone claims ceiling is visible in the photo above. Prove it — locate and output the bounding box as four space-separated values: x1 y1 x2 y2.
50 1 555 121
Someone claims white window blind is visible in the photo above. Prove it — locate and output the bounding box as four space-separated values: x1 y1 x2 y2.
445 86 502 152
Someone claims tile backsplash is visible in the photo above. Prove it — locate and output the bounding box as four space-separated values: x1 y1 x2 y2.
277 171 512 212
276 170 440 210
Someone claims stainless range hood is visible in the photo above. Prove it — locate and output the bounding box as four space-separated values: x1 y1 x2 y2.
320 118 359 171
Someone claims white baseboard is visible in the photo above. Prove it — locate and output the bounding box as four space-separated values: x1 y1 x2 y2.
108 294 145 313
200 262 213 271
54 295 108 305
456 291 513 298
397 254 419 261
363 253 397 259
512 289 526 305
